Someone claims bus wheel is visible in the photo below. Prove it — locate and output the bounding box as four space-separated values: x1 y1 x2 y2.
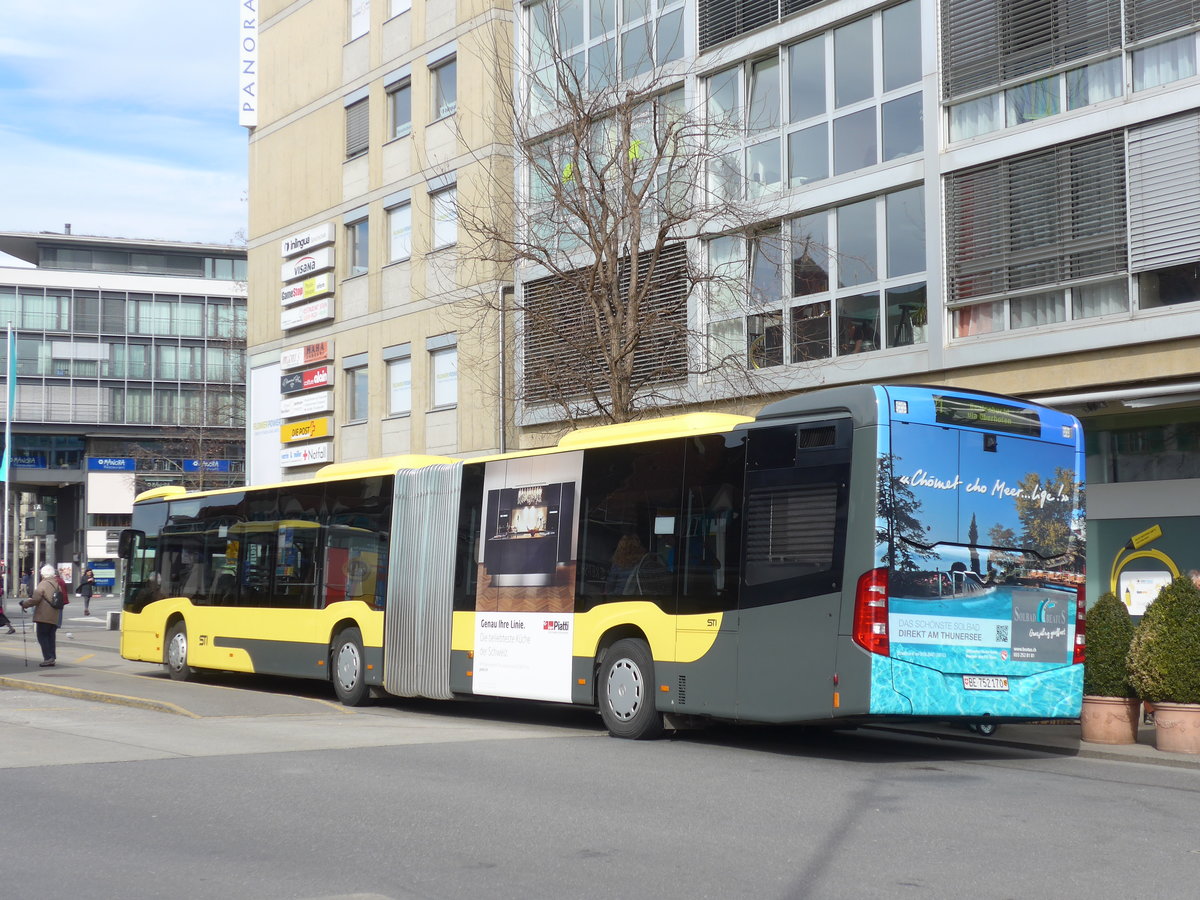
598 638 664 740
975 721 998 737
164 621 193 681
331 627 369 706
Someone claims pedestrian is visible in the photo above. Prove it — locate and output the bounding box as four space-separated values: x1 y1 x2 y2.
0 594 14 634
77 567 97 616
20 564 67 667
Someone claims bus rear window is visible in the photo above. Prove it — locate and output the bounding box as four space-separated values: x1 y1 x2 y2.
933 396 1041 437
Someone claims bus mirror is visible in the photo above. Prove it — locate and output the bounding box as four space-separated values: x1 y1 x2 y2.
118 529 144 559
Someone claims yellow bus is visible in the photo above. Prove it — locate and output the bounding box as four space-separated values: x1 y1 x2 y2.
120 385 1086 738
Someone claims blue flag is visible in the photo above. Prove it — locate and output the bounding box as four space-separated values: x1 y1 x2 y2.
0 326 14 482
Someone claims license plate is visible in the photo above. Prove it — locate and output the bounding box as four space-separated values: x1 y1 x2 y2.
963 675 1009 691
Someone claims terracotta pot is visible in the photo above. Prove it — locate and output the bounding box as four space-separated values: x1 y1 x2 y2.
1151 702 1200 754
1079 695 1141 745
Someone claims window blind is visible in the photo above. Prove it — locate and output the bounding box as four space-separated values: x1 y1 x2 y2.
345 99 369 158
945 131 1127 303
1128 112 1200 272
941 0 1121 100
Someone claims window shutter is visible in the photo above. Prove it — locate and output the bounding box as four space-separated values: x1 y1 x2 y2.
946 131 1126 304
522 243 689 404
698 0 780 52
345 99 369 158
941 0 1121 100
1126 0 1200 42
1128 112 1200 272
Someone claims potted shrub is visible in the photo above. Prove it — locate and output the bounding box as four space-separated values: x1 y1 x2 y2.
1127 576 1200 754
1079 592 1140 744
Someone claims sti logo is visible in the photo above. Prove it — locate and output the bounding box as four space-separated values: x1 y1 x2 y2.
543 620 569 632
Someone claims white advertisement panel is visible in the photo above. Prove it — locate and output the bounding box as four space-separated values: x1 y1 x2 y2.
281 297 334 330
281 222 335 258
1119 571 1173 616
280 441 334 468
247 362 282 485
281 246 335 282
86 471 137 514
472 613 574 702
280 390 334 418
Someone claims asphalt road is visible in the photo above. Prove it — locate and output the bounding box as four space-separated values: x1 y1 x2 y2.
3 596 1199 898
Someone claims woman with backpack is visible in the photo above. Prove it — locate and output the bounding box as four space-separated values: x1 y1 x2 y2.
20 564 67 667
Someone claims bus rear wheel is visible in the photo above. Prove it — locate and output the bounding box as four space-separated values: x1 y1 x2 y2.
598 638 664 740
331 627 369 706
164 620 194 681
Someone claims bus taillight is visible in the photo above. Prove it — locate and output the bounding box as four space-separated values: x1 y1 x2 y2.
853 568 890 656
1073 583 1086 665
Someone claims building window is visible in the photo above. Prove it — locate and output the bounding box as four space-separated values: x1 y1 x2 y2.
430 343 457 408
347 365 369 421
431 185 457 249
345 96 369 158
388 201 412 261
432 56 457 120
946 131 1127 337
387 353 411 415
349 0 370 40
528 0 685 103
346 214 369 277
389 78 411 138
706 1 922 199
707 187 927 368
390 0 411 16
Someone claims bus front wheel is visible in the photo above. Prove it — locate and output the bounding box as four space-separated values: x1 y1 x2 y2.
331 627 369 706
598 638 664 740
164 621 194 681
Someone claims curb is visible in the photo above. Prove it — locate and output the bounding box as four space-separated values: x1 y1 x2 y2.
0 674 199 718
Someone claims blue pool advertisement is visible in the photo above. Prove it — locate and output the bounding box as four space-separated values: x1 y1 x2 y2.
878 395 1085 689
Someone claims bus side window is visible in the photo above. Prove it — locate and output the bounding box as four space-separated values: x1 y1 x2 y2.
577 440 684 609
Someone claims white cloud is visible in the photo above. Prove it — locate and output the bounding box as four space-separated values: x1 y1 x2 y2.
0 126 245 245
0 1 247 245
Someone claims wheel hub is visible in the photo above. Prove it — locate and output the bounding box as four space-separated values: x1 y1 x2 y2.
607 658 642 721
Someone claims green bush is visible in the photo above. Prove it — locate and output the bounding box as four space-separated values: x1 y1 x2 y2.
1083 592 1136 698
1127 576 1200 704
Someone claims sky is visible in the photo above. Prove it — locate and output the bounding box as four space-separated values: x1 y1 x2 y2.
0 1 248 261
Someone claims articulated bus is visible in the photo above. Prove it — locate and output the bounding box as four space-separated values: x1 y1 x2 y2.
119 384 1086 738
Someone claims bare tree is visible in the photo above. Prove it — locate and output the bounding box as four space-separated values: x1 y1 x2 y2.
453 4 793 427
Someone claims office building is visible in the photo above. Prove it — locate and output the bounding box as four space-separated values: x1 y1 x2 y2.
0 231 247 588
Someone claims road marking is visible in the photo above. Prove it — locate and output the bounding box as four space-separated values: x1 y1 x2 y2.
75 654 96 662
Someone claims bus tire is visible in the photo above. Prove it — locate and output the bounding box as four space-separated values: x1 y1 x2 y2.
598 638 664 740
331 627 369 706
164 620 194 681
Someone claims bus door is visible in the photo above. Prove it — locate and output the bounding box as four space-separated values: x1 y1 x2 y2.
673 434 744 717
885 418 1082 706
736 419 852 722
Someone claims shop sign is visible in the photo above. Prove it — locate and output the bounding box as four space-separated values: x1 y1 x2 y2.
281 247 334 282
280 417 333 443
281 297 334 330
280 340 334 370
280 390 333 418
280 223 335 258
280 273 333 306
280 441 333 468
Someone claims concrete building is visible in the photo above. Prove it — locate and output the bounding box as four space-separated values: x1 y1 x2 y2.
509 0 1200 603
245 0 514 485
0 231 247 590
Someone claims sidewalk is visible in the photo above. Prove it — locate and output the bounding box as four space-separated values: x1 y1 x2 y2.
0 607 350 719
